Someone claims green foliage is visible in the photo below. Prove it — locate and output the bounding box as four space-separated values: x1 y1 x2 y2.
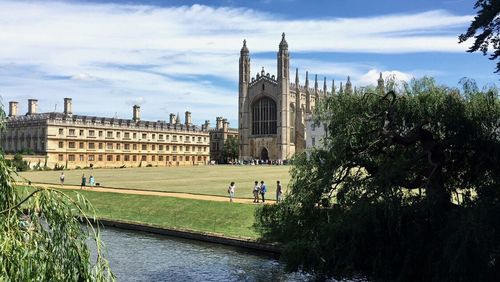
256 78 500 281
222 136 239 163
459 0 500 74
0 105 114 281
7 153 29 172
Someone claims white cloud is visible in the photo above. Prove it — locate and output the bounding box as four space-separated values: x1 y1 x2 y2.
0 1 473 124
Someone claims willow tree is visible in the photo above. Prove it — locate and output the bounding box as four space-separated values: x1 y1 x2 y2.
0 104 114 280
256 78 500 281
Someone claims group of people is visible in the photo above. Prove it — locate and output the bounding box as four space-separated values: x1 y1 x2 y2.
58 172 96 189
226 180 283 203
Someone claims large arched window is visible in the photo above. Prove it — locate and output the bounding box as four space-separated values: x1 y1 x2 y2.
252 97 277 135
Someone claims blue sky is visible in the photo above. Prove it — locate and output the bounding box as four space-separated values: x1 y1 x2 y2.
0 0 496 126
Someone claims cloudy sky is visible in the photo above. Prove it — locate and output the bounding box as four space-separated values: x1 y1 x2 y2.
0 0 496 126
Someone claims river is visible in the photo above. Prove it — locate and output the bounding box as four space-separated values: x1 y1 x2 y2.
92 227 312 281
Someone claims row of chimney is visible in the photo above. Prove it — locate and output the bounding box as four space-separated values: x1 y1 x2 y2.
215 116 229 131
8 98 73 117
132 105 192 126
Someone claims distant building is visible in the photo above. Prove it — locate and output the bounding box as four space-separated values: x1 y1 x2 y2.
305 115 326 155
209 117 238 163
1 98 210 169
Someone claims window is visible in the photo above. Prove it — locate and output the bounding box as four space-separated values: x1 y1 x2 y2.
98 131 103 137
142 133 147 139
186 146 190 152
133 144 137 150
79 155 84 161
58 154 63 161
159 145 163 151
142 155 147 161
116 132 121 138
98 143 103 149
89 130 95 137
142 144 147 151
98 155 103 161
59 128 64 135
152 156 156 161
204 137 207 142
58 141 64 148
68 155 75 161
159 134 163 140
173 146 177 152
107 143 113 150
125 155 130 161
133 155 137 161
152 134 156 140
69 129 75 136
173 156 177 161
68 142 75 149
252 97 277 135
166 156 170 161
107 131 113 138
116 144 121 150
159 156 163 161
166 135 170 141
311 123 316 131
124 132 130 138
89 142 95 149
179 136 183 141
173 135 177 141
88 155 95 161
198 137 202 142
107 155 112 161
79 142 84 149
192 136 195 141
133 133 137 139
312 137 316 146
152 145 156 151
116 155 120 161
166 145 170 151
204 147 207 152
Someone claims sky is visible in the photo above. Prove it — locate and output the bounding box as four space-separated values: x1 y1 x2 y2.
0 0 497 126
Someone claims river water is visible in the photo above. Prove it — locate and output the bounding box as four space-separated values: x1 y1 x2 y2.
93 227 312 281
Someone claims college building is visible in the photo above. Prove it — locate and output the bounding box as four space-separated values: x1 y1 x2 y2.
209 117 238 163
238 33 385 160
1 98 210 169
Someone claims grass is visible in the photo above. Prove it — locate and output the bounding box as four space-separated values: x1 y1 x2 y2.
18 186 260 239
18 165 291 199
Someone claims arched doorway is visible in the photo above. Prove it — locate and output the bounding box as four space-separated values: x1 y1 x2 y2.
260 147 269 161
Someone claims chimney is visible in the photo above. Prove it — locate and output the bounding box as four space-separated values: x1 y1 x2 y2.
27 99 38 115
64 98 73 116
185 111 192 126
169 113 176 124
216 117 223 129
222 118 228 132
133 105 140 122
8 101 18 117
204 120 211 131
176 112 181 124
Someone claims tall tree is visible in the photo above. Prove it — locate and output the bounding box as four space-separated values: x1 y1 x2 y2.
0 104 114 280
459 0 500 73
256 78 500 281
221 136 239 163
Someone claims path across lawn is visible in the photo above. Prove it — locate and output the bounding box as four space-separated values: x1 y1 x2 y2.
19 182 276 205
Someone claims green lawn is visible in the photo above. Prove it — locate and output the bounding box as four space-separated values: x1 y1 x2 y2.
18 165 291 199
19 186 259 239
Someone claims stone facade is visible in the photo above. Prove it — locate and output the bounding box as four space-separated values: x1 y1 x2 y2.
209 117 238 163
1 98 210 169
238 34 387 161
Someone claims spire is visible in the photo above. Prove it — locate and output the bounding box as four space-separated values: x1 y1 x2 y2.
340 82 344 94
240 39 249 54
331 79 336 95
295 68 299 85
176 112 181 124
314 74 318 91
345 76 353 94
377 72 385 94
261 66 265 76
323 77 327 95
279 32 288 50
305 71 309 88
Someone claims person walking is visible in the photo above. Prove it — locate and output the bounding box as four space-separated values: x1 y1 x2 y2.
59 172 65 186
80 174 86 189
89 175 95 187
276 180 283 203
253 181 260 203
260 180 267 202
228 181 236 202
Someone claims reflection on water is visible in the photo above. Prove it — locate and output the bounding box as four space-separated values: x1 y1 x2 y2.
91 227 312 281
